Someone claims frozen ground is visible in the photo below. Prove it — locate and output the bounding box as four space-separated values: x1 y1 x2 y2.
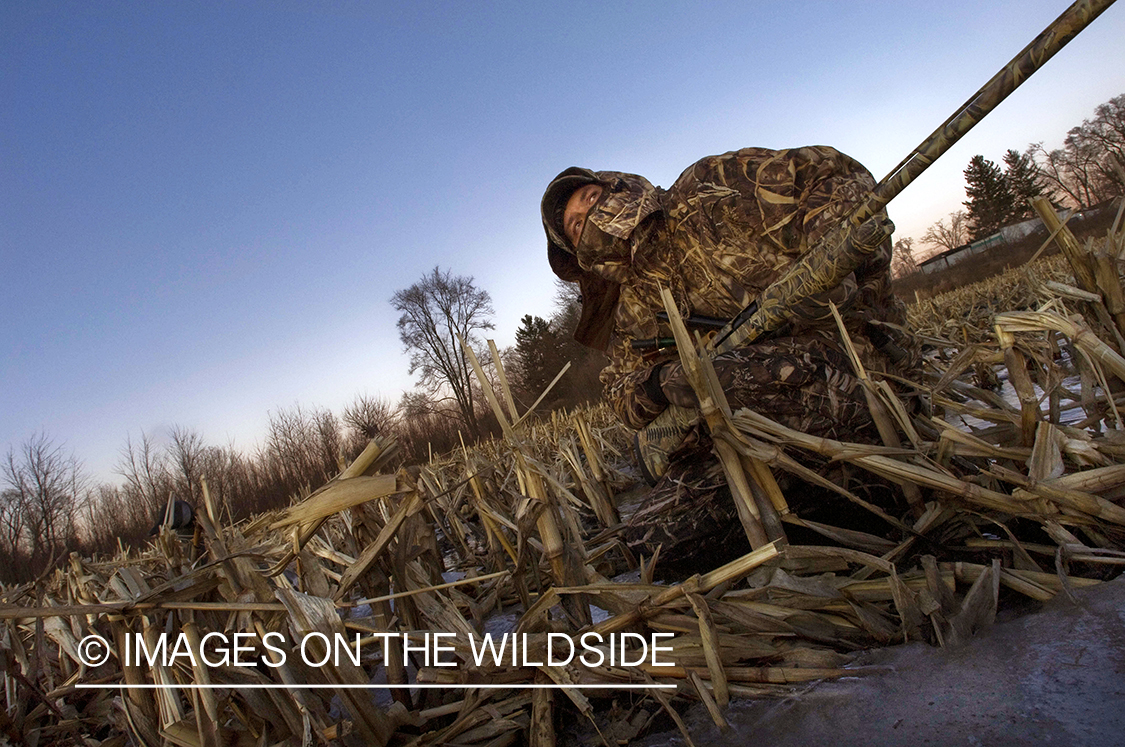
637 577 1125 747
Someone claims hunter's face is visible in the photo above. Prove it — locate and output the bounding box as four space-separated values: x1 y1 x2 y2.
563 184 604 249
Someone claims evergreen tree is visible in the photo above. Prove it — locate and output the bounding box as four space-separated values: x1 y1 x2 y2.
546 282 607 406
1002 148 1047 221
963 155 1015 241
513 314 561 399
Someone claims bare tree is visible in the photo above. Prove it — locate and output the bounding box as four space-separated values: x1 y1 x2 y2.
341 393 398 458
2 433 87 577
265 404 341 492
343 393 397 438
313 408 343 475
1028 141 1086 207
1029 138 1107 208
920 211 969 254
83 483 148 555
1087 94 1125 168
395 390 463 463
168 426 205 503
1027 94 1125 208
116 432 173 522
890 237 918 279
0 488 28 570
196 442 252 521
391 267 494 439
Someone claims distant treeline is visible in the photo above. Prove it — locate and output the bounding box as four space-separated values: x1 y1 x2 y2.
1 281 605 585
891 93 1123 281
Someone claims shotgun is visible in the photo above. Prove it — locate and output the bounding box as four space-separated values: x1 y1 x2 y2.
635 0 1118 482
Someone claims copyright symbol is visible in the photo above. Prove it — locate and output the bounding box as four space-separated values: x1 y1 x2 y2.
78 634 111 667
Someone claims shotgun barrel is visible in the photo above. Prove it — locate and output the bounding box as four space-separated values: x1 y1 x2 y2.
709 0 1117 355
636 0 1118 482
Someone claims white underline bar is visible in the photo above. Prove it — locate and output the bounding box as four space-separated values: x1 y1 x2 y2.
76 683 677 690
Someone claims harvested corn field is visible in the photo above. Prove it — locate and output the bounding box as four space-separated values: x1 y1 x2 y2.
4 212 1125 746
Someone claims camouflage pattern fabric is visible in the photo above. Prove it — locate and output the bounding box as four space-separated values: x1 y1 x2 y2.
661 335 877 439
621 335 882 566
622 423 900 568
562 146 911 430
547 146 918 567
620 427 741 567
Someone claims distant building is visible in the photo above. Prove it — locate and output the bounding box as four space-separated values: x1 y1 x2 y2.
918 232 1008 274
915 201 1117 275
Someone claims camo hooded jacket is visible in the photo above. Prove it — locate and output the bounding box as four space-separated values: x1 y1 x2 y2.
552 145 910 431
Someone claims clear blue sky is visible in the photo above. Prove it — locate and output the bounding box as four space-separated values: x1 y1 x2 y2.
3 1 1123 484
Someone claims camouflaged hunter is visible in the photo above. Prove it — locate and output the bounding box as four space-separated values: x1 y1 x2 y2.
539 0 1118 564
543 146 918 565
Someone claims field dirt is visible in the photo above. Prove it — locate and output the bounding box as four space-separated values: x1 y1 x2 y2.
634 578 1125 747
